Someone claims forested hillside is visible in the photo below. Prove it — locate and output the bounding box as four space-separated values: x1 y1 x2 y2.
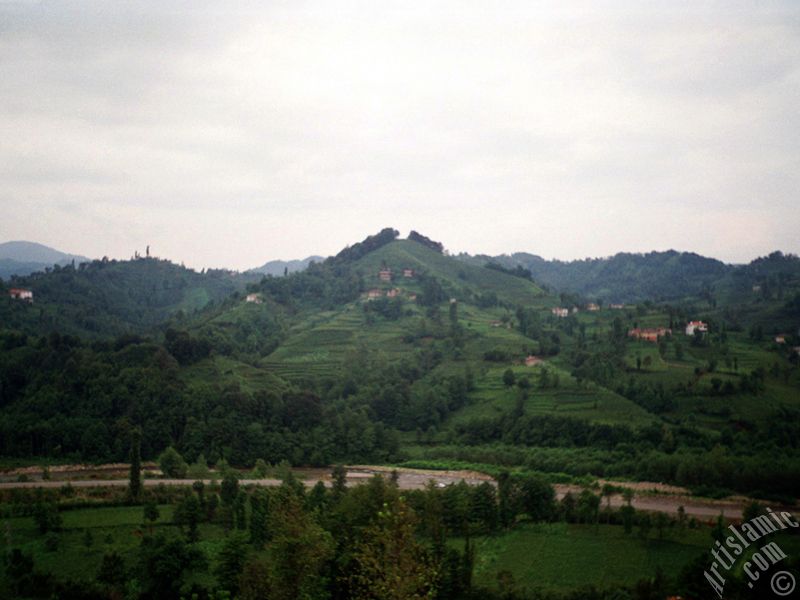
458 250 731 303
1 230 799 502
0 258 248 338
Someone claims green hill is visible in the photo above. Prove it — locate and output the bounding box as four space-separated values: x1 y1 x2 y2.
0 257 249 338
352 239 548 307
0 229 798 501
459 249 731 303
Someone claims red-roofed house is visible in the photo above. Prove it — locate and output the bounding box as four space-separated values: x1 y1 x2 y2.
8 288 33 302
685 321 708 336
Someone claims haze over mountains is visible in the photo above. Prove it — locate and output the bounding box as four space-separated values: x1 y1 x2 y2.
248 256 325 277
0 241 92 280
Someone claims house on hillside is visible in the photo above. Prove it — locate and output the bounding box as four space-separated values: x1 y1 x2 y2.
525 355 543 366
379 268 392 282
408 293 417 301
245 293 262 304
609 303 625 309
386 288 401 298
685 321 708 336
8 288 33 302
402 268 415 278
551 307 569 318
628 327 671 343
366 289 383 300
586 303 600 311
775 335 787 344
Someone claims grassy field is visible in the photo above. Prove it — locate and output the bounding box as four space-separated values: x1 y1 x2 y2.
0 504 235 592
465 522 707 591
447 364 655 427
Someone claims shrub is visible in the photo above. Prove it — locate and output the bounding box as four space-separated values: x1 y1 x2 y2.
158 446 188 479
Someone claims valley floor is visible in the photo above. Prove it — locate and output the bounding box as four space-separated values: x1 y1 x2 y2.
2 463 796 522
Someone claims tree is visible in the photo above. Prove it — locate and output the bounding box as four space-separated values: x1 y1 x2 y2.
502 368 516 388
638 513 652 542
143 498 160 533
215 532 249 597
234 490 248 530
251 458 269 479
577 490 600 529
264 487 334 600
187 453 210 479
654 511 670 539
221 472 239 506
621 489 635 534
350 498 438 600
174 493 203 542
97 550 126 588
136 533 206 600
743 501 764 522
249 489 269 549
497 472 515 528
331 464 348 500
158 446 188 479
33 502 62 534
469 482 498 533
128 427 142 502
538 367 550 389
518 475 555 522
601 484 615 523
560 492 577 523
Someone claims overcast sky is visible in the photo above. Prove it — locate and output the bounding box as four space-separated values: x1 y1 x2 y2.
1 1 799 270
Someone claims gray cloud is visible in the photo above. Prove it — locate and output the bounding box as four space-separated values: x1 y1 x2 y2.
0 0 799 269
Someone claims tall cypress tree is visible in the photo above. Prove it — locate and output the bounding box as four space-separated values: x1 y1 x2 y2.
128 428 142 502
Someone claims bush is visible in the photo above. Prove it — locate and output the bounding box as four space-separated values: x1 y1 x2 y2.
33 503 62 534
187 453 210 479
158 446 188 478
251 458 269 479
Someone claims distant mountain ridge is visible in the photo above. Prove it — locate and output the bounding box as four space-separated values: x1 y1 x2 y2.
0 240 92 279
456 249 732 303
248 255 325 277
456 249 800 304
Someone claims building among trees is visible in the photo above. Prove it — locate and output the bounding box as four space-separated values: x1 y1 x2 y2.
8 288 33 302
685 321 708 336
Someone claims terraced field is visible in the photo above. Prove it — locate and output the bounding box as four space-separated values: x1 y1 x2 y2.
448 364 655 427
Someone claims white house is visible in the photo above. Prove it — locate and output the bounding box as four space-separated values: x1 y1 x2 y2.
551 307 569 318
685 321 708 336
8 288 33 302
245 293 262 304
